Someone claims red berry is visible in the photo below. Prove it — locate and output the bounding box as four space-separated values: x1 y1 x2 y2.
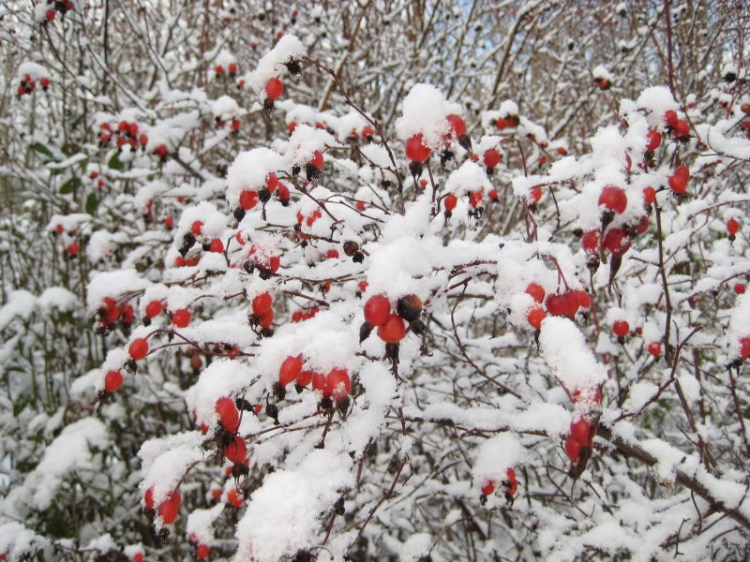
530 186 542 203
570 418 592 445
446 114 466 136
481 480 496 497
252 293 272 316
741 337 750 360
405 134 431 162
279 355 303 387
297 370 313 387
573 290 591 310
602 228 630 257
172 309 191 328
582 230 601 253
216 397 240 433
496 118 510 130
129 338 149 360
525 283 545 303
643 187 656 205
191 221 204 235
545 294 567 317
240 190 258 210
505 468 518 495
288 121 297 133
527 306 546 329
362 126 375 139
104 370 123 393
139 134 148 145
673 120 690 138
209 239 224 253
228 63 238 74
668 175 686 193
674 164 690 181
224 435 248 464
734 283 746 295
598 185 627 214
359 281 369 293
265 78 284 100
327 249 339 259
311 150 324 169
727 218 740 236
488 189 498 200
67 242 80 255
378 314 406 343
364 295 391 326
444 194 458 212
469 192 483 208
144 488 155 510
483 148 501 168
46 9 55 21
327 369 351 399
259 310 274 329
155 144 168 157
133 553 144 562
215 65 224 75
646 130 662 151
635 215 649 235
266 173 280 193
227 489 243 508
128 123 139 137
277 183 290 202
197 545 212 560
564 436 581 463
647 342 662 356
158 492 181 525
664 110 678 127
613 320 630 338
164 217 174 229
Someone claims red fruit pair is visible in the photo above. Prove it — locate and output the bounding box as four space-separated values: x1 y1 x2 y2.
565 417 594 463
312 369 351 399
668 165 690 194
252 293 273 316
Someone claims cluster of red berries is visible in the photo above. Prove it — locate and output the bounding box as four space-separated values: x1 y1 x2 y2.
251 292 274 334
524 283 590 330
215 397 252 479
234 172 291 222
43 0 74 22
143 486 181 526
495 112 520 131
479 468 519 505
346 125 376 143
142 298 193 329
276 355 352 404
564 388 601 464
214 62 238 77
52 224 81 256
296 209 323 228
291 307 320 323
98 120 147 151
360 293 425 349
96 297 134 333
16 73 50 98
664 110 690 141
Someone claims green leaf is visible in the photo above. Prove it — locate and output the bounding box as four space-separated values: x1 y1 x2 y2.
30 142 56 160
108 152 123 170
60 178 80 194
85 192 100 214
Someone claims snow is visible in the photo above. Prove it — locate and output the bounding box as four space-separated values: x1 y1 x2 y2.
399 533 433 562
246 34 306 97
235 450 354 562
472 434 523 488
539 317 607 395
395 83 461 150
24 418 109 510
86 270 152 311
0 290 38 331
